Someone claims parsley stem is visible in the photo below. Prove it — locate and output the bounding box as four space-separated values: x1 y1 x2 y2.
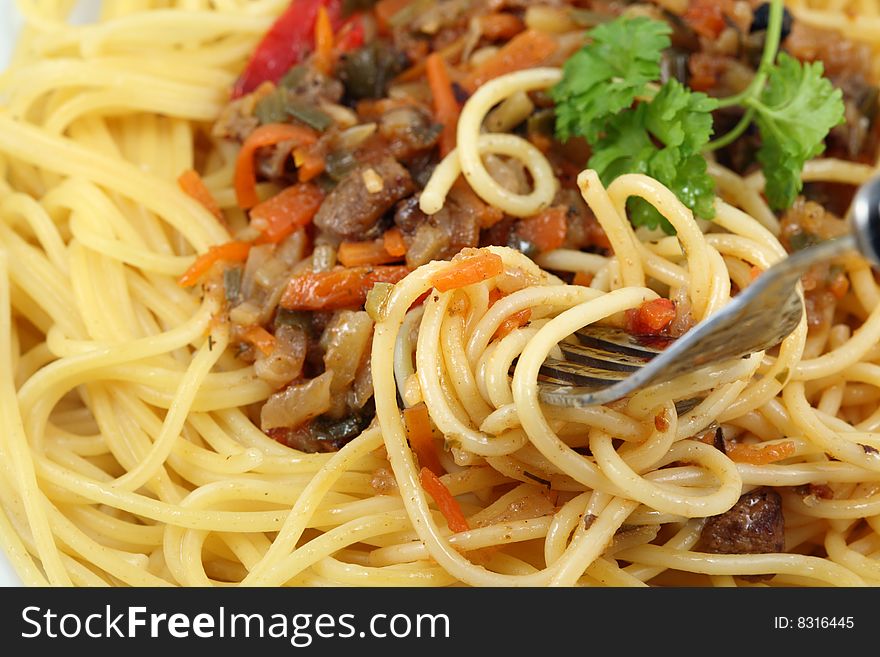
705 107 755 151
714 0 785 110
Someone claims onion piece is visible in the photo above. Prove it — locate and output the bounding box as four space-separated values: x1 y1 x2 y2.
260 371 333 431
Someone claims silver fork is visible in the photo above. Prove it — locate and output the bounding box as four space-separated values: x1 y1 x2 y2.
537 176 880 408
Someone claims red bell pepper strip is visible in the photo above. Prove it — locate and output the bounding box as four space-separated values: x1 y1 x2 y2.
335 14 366 52
232 0 343 99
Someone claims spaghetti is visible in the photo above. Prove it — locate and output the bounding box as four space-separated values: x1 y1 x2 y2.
1 0 880 587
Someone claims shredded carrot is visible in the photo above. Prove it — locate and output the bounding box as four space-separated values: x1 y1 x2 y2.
404 404 444 476
419 467 470 533
426 53 460 156
375 0 411 34
383 228 407 257
178 241 252 287
572 271 593 287
178 169 223 221
235 123 318 209
337 239 400 267
294 146 326 182
493 308 532 341
242 325 276 356
250 183 324 244
393 36 466 84
517 206 568 252
749 265 763 281
480 12 525 41
280 265 410 311
462 29 557 92
726 440 797 465
313 5 335 76
431 251 504 292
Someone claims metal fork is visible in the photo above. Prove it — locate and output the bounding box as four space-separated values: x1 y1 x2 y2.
537 176 880 408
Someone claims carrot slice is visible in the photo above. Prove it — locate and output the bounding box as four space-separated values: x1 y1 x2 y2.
337 239 400 267
480 12 525 40
178 241 252 287
431 251 504 292
517 206 567 252
404 404 444 476
726 441 796 465
177 169 223 221
426 53 460 156
393 36 466 84
251 183 324 244
419 466 469 533
313 5 335 75
462 29 557 92
235 123 318 209
280 265 410 310
242 325 276 356
383 228 407 257
294 146 326 182
493 308 532 341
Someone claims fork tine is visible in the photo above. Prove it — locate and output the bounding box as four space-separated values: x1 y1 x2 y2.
538 357 631 387
574 325 671 357
558 341 647 373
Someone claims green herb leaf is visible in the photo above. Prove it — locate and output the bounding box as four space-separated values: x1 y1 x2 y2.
551 16 671 143
588 80 718 233
750 53 846 210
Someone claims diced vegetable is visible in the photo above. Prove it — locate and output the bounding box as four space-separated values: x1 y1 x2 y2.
337 239 401 267
250 183 324 244
242 325 277 356
232 0 343 98
375 0 411 34
683 0 727 40
321 310 374 407
314 6 335 76
430 251 504 292
177 169 223 221
260 371 333 431
280 265 410 310
382 228 407 257
419 467 470 533
178 241 252 287
480 12 525 41
234 123 318 209
335 14 366 51
463 29 557 92
516 207 567 253
625 298 676 335
425 53 460 156
254 324 307 389
338 41 408 101
293 146 326 182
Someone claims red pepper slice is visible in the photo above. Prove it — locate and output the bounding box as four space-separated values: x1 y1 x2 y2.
232 0 343 99
335 14 365 52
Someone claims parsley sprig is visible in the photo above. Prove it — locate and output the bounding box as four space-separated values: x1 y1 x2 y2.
551 0 845 233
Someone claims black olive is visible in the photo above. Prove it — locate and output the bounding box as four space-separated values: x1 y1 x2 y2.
750 2 793 40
